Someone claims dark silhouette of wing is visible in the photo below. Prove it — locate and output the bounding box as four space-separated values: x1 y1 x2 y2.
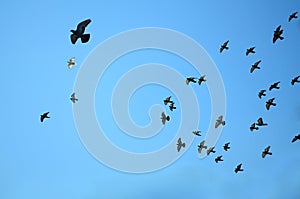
71 34 79 44
81 34 90 43
77 19 91 30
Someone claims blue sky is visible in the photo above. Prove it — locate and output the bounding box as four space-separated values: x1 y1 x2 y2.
1 0 300 198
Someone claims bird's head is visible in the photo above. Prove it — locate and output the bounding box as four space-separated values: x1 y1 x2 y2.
70 30 76 34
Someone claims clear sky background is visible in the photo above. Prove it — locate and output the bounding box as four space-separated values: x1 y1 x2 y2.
1 0 300 199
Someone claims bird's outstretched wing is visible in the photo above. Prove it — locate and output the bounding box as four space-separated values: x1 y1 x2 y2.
71 34 79 44
77 19 92 29
81 34 90 43
161 112 166 125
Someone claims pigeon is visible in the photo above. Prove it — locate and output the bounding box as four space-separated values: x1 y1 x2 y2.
186 77 197 85
250 123 259 131
246 47 255 56
163 96 173 105
67 57 76 69
289 12 298 22
198 75 206 85
269 81 280 91
40 112 50 122
266 98 276 110
235 164 244 173
250 60 261 73
223 142 230 151
258 90 266 99
70 19 91 44
197 140 208 154
207 147 216 155
192 130 201 136
291 75 300 85
292 134 300 143
220 40 229 53
169 102 176 111
215 115 225 128
70 92 78 103
161 112 170 125
256 117 267 126
177 138 186 152
262 146 272 158
215 155 223 163
273 25 284 44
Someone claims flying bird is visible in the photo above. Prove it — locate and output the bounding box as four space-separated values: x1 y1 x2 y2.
262 146 272 158
186 77 197 85
163 96 173 105
291 75 300 85
258 90 266 99
266 98 276 110
292 134 300 143
207 147 216 155
70 92 78 103
220 40 229 53
177 138 186 152
215 115 225 128
273 25 284 44
192 130 201 136
289 12 298 22
198 75 206 85
67 57 76 69
250 60 261 73
161 112 170 125
256 117 267 126
223 142 230 151
70 19 91 44
197 140 207 154
169 102 176 111
40 112 50 122
235 164 244 173
246 47 255 56
215 155 223 163
250 123 259 131
269 81 280 91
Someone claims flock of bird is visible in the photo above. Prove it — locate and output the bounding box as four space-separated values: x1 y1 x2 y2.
40 12 299 174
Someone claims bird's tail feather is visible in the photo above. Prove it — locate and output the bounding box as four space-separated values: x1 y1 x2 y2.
81 34 90 43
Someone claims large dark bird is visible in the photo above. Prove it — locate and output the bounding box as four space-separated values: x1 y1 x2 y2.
273 25 284 44
291 76 300 85
70 92 78 103
256 117 267 126
186 77 197 85
262 146 272 158
161 112 170 125
220 40 229 53
70 19 91 44
197 140 207 154
250 123 259 131
266 98 276 110
40 112 50 122
169 102 176 111
289 12 298 22
215 115 225 128
246 47 255 56
250 60 261 73
292 134 300 143
258 90 266 99
177 138 186 152
235 164 243 173
163 96 173 105
215 155 223 163
192 130 201 136
269 81 280 91
223 142 230 151
198 75 206 85
207 147 216 155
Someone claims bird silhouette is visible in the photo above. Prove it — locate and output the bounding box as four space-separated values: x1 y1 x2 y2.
235 164 244 173
192 130 201 136
215 155 224 163
291 75 300 85
40 112 50 122
197 140 207 154
289 12 298 22
207 147 216 155
198 75 206 85
161 112 170 125
246 47 255 56
177 138 186 152
215 115 225 128
258 90 266 99
250 123 259 131
220 40 229 53
70 19 91 44
163 96 173 105
223 142 230 151
67 57 76 69
262 146 272 158
256 117 267 126
266 98 276 110
250 60 261 73
292 134 300 143
273 25 284 43
186 77 197 85
269 81 280 91
70 92 78 103
169 102 176 111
